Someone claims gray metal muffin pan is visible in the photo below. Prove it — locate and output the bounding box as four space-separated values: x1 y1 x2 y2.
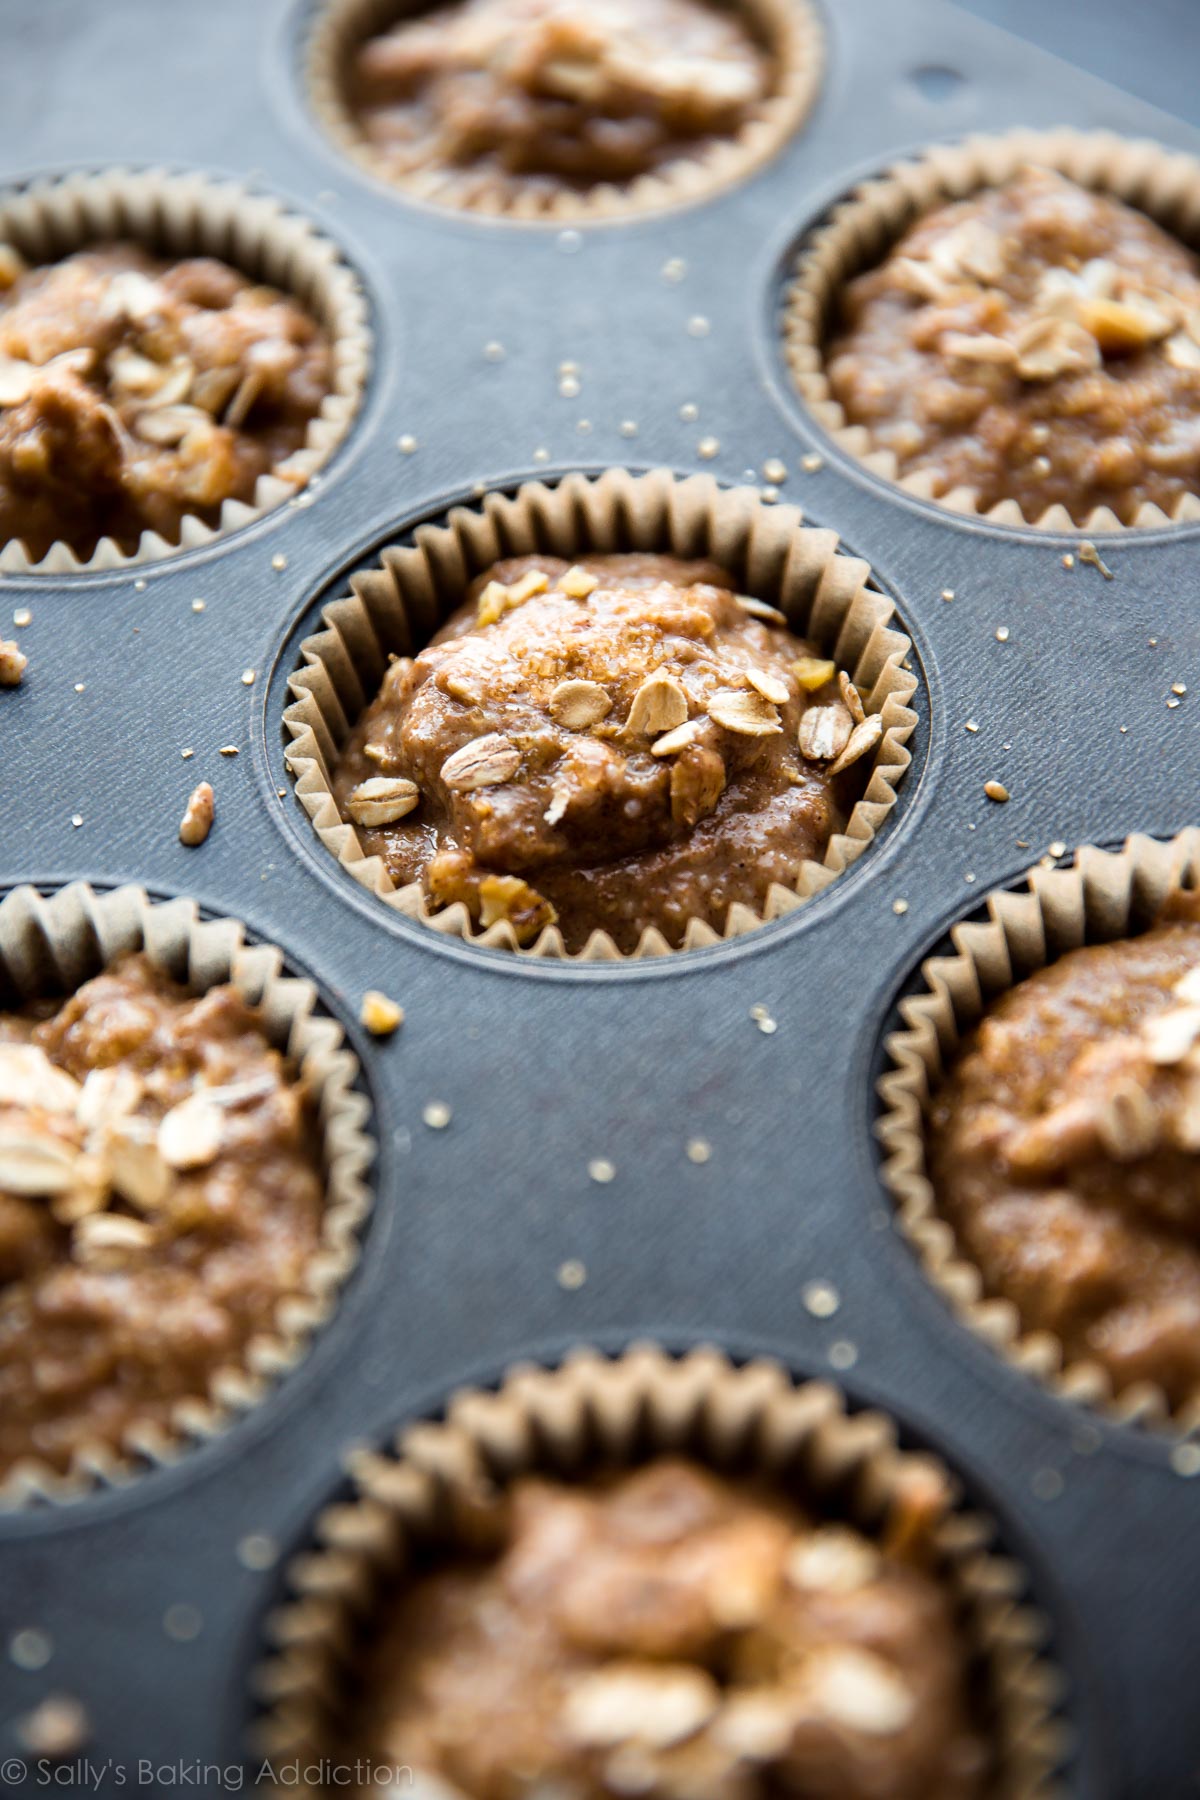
1 0 1199 1792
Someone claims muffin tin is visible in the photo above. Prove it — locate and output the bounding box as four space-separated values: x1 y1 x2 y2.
1 0 1199 1792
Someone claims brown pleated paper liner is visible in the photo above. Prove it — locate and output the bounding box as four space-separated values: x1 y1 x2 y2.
877 829 1200 1434
0 882 374 1509
0 167 371 573
782 127 1200 532
252 1342 1068 1796
304 0 823 223
283 468 920 960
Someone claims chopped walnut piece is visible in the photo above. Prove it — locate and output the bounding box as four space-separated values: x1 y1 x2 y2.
360 990 404 1036
476 579 510 626
478 873 557 943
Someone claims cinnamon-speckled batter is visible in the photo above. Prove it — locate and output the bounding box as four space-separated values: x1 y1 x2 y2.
826 168 1200 525
332 553 880 953
929 890 1200 1408
347 0 774 198
0 954 325 1479
0 244 332 561
346 1458 988 1800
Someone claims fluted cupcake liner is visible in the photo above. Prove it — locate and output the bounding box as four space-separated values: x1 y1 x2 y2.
0 881 374 1508
252 1341 1067 1796
0 167 371 573
877 828 1200 1434
282 467 919 960
304 0 823 223
783 128 1200 532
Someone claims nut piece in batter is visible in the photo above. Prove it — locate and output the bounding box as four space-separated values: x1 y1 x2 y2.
0 954 325 1479
344 1458 988 1799
826 168 1200 525
346 0 774 200
928 888 1200 1410
0 244 332 562
331 553 880 953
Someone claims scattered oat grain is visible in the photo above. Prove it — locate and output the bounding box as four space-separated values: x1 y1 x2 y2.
241 669 256 686
557 1258 587 1290
219 744 239 757
994 626 1009 642
588 1158 616 1184
892 898 908 915
801 452 824 473
697 436 720 460
687 315 710 338
662 258 687 282
191 598 206 613
964 719 979 733
686 1138 711 1165
13 606 31 627
762 458 788 484
1061 554 1075 569
940 588 954 602
679 402 699 422
271 554 287 573
423 1101 452 1130
1078 540 1114 579
398 434 418 453
984 780 1010 803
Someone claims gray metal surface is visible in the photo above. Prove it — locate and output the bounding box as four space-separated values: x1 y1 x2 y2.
1 0 1198 1793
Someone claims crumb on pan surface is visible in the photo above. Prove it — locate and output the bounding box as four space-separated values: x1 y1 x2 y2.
331 553 879 954
342 1457 990 1799
826 167 1200 526
0 244 332 562
0 952 325 1479
929 887 1200 1411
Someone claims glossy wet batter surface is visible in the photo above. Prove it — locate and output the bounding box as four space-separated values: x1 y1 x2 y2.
929 891 1200 1409
347 0 774 199
826 168 1200 525
345 1458 988 1800
0 954 325 1479
332 553 880 953
0 244 332 560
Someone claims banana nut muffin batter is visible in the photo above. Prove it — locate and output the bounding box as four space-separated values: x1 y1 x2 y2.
331 553 884 952
347 0 774 197
826 167 1200 524
0 243 332 561
346 1458 988 1799
929 889 1200 1409
0 954 325 1479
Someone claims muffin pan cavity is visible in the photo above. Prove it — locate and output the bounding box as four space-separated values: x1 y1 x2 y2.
3 0 1200 1790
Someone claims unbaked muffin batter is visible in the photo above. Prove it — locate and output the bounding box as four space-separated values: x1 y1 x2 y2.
346 1458 988 1799
826 167 1200 524
929 890 1200 1408
332 553 882 952
0 954 325 1478
347 0 773 197
0 244 332 560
